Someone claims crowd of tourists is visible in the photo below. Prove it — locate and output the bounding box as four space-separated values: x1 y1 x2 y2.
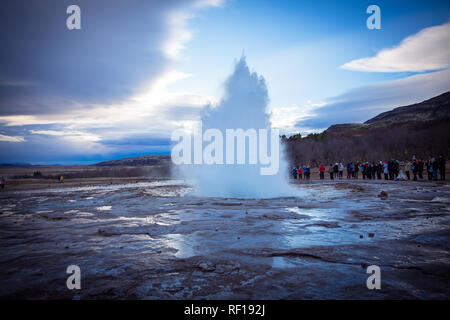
291 155 446 181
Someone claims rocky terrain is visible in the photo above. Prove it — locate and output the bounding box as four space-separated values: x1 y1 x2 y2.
0 179 449 299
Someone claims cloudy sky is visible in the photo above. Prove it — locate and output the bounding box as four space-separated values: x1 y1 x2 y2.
0 0 449 164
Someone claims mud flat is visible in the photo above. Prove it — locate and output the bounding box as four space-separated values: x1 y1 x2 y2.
0 179 449 299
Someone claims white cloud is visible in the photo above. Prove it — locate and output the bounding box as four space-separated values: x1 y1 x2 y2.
0 66 214 155
162 11 194 60
29 130 101 142
270 101 325 134
194 0 224 8
341 22 450 72
0 1 225 163
162 0 224 60
0 2 221 140
0 134 25 142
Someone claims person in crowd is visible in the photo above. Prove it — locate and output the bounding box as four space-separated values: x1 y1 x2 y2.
0 177 6 190
397 165 407 180
383 161 389 180
319 164 325 180
338 162 344 180
305 166 311 180
418 159 424 180
412 159 418 181
350 162 355 179
426 160 433 180
404 161 411 180
354 161 359 179
365 163 370 180
297 166 303 180
388 159 395 180
360 162 365 179
373 162 377 179
362 162 368 179
376 161 382 180
432 157 438 180
394 160 400 180
438 155 446 181
333 163 339 180
366 162 372 180
291 166 298 179
371 162 376 179
329 164 334 180
361 163 365 179
346 162 352 179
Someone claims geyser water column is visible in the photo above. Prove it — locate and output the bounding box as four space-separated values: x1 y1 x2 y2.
173 57 299 198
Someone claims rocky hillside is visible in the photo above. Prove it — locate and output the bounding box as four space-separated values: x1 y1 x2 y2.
94 154 171 166
285 91 450 165
365 91 450 125
324 91 450 137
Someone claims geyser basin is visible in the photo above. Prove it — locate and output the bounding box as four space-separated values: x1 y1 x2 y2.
1 179 449 299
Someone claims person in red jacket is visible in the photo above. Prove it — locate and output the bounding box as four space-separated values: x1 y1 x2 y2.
319 164 325 180
297 167 303 180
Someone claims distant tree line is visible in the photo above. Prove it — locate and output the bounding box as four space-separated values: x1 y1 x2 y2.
283 120 450 166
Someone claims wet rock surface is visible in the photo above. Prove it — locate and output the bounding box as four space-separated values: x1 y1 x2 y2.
0 179 449 299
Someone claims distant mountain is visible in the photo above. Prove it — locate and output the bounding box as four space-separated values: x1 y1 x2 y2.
285 91 450 164
365 91 450 125
325 91 450 136
94 154 171 166
0 162 33 167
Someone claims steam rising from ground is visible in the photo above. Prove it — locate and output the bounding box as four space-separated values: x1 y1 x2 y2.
174 57 299 198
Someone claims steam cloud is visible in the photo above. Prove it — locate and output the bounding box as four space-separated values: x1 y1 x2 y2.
174 57 299 198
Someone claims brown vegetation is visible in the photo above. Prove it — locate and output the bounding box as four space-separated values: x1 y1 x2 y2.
284 92 450 166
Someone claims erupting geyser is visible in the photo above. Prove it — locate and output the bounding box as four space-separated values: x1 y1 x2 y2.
172 57 299 198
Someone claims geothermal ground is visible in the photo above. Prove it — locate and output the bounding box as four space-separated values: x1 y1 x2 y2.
0 179 449 299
